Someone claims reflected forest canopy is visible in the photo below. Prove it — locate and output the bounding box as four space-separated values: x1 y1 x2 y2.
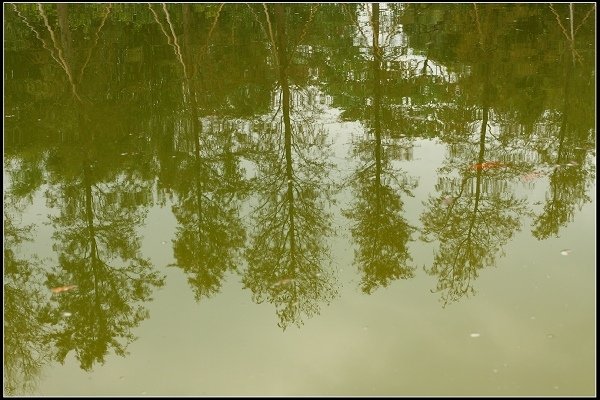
3 2 596 393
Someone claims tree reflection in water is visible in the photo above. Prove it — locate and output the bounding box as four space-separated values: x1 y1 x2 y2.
344 3 417 294
151 4 248 301
419 5 533 306
531 11 595 240
4 201 50 395
9 3 165 371
242 4 338 330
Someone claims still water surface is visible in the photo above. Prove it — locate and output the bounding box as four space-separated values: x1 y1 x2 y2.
4 3 596 396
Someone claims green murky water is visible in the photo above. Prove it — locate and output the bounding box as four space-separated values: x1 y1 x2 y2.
4 3 596 396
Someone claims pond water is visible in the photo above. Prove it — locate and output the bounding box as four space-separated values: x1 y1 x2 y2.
3 3 596 396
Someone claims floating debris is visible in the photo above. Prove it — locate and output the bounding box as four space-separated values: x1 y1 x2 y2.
468 161 506 171
161 241 167 245
51 285 78 294
521 171 544 182
442 196 454 206
469 333 481 338
62 312 72 317
546 333 555 339
560 249 572 256
271 278 294 288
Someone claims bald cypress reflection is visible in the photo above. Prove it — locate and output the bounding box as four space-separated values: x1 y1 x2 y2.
152 4 248 301
43 132 164 370
344 4 416 294
43 116 164 371
4 202 50 395
531 7 596 240
419 5 530 306
242 4 337 330
8 3 165 371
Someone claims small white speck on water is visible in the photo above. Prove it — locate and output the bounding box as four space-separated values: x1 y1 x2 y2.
161 241 167 245
546 333 555 339
530 316 536 320
470 333 481 338
492 369 498 374
560 249 572 256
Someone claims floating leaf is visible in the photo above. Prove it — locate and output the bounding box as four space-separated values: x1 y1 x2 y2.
468 161 506 171
271 278 294 288
50 285 77 294
442 196 454 206
521 171 544 182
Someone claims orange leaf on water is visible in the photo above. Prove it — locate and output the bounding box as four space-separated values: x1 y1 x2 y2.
50 285 78 294
468 161 506 171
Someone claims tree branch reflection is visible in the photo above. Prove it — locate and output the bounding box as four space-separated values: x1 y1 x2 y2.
344 3 417 294
531 9 595 239
419 6 530 306
242 4 338 330
153 4 248 301
4 202 50 395
11 3 166 371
